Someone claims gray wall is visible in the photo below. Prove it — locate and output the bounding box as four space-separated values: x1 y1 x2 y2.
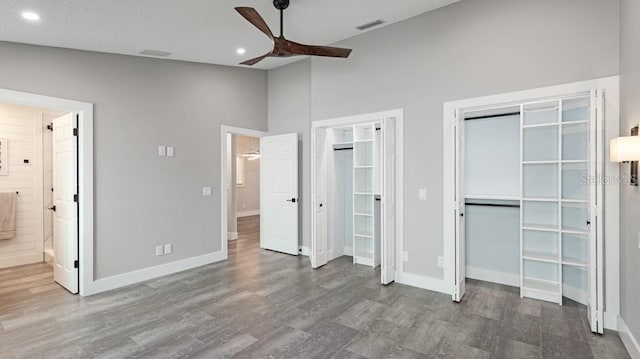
620 0 640 344
0 42 267 279
268 0 619 278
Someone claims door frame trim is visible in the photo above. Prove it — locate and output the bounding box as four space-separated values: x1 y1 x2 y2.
442 76 620 329
0 87 94 296
310 109 404 282
220 125 269 259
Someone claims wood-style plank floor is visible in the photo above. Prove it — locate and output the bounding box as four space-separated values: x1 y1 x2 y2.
0 215 630 358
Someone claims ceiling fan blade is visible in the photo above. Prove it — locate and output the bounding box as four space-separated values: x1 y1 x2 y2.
287 41 352 58
240 52 271 66
235 7 274 40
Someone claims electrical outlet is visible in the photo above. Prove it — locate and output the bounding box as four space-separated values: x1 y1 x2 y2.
437 256 444 268
403 251 408 262
164 243 172 254
158 146 166 157
167 146 175 157
155 245 164 256
202 186 212 196
418 188 427 201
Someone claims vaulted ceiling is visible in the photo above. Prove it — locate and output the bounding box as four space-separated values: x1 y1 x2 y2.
0 0 458 69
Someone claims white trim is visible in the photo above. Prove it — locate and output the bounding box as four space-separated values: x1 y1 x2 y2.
298 246 310 256
442 76 620 321
466 267 519 287
237 210 260 218
343 246 353 256
562 284 588 306
0 88 94 296
605 311 618 331
228 232 238 241
619 316 640 359
310 109 403 284
90 251 225 294
221 125 269 260
395 271 450 294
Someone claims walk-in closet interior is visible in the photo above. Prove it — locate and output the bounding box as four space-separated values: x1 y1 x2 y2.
464 95 594 305
323 123 382 267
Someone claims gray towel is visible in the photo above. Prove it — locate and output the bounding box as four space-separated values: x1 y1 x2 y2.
0 192 17 240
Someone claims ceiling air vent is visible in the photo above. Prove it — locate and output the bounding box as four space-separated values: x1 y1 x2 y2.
356 19 385 31
140 49 172 57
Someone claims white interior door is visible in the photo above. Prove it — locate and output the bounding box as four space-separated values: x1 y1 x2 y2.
587 89 604 333
453 111 466 302
52 113 78 294
311 127 328 268
260 133 299 255
381 118 396 284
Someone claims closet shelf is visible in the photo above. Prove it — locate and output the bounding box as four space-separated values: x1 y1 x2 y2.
354 233 373 239
522 278 560 303
561 228 589 235
354 212 373 217
561 160 588 164
561 199 588 203
354 166 373 169
465 195 520 201
522 251 558 264
354 139 373 143
522 122 560 129
522 198 559 202
355 250 373 259
562 120 589 125
522 224 559 233
354 192 373 195
562 257 588 268
523 160 559 165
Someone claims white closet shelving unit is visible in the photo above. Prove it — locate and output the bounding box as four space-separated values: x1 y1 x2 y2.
520 96 591 305
353 123 379 266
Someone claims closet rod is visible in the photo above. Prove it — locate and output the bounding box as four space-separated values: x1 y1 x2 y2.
465 111 521 121
465 203 520 208
334 147 353 151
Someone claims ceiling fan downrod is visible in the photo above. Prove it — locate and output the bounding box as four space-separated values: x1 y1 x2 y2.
273 0 289 38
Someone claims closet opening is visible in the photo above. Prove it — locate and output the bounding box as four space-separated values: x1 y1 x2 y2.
311 110 403 285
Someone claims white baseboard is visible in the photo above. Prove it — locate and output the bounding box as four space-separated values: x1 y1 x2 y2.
466 266 519 287
228 232 238 240
395 271 450 295
298 246 310 256
343 246 353 256
0 252 43 269
237 210 260 218
87 251 226 296
562 284 587 306
618 316 640 359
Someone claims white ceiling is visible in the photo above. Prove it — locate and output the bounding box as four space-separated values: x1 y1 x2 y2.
0 0 457 70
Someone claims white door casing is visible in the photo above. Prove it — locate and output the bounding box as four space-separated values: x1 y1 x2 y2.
260 133 299 255
311 127 328 268
453 110 466 302
52 113 79 294
588 89 605 334
381 117 397 285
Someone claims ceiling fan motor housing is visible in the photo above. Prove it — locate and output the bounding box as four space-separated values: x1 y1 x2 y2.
273 0 290 10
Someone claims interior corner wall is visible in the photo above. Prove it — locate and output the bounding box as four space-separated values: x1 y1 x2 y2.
0 41 268 280
267 0 619 278
619 0 640 346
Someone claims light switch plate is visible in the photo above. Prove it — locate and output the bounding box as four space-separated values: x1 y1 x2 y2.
202 186 212 196
158 146 166 157
403 251 408 262
164 243 172 254
418 188 427 200
155 245 164 256
167 146 174 157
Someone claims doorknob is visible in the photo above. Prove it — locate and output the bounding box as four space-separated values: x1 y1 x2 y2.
286 198 297 203
48 205 56 212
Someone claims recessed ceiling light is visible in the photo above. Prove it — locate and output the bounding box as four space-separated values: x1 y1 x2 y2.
21 11 40 21
236 48 246 55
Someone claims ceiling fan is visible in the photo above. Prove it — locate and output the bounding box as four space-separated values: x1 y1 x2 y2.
235 0 353 66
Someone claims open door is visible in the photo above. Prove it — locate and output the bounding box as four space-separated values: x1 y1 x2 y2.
381 117 396 284
311 127 328 268
260 133 299 255
52 113 79 294
587 89 604 333
453 110 466 302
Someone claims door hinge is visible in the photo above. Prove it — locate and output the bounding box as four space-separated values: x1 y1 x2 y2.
73 128 78 136
74 260 79 269
73 194 79 202
46 123 53 132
